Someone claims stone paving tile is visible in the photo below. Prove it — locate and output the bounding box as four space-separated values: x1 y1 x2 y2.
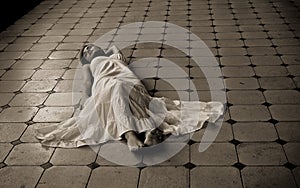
0 81 25 92
51 146 98 165
88 167 139 188
191 122 233 142
37 166 90 188
220 56 251 66
12 61 42 71
190 167 243 188
139 167 188 188
0 107 38 122
225 78 259 90
0 166 43 188
191 143 237 165
288 65 300 76
155 145 189 166
233 122 278 142
229 105 271 121
21 80 57 92
222 66 255 77
276 122 300 142
45 92 80 106
294 167 300 187
5 143 54 165
48 51 78 60
242 167 297 188
20 123 54 142
264 90 300 104
269 105 300 121
0 60 16 69
250 56 283 66
237 143 287 165
0 93 14 106
259 77 296 90
63 69 82 80
33 107 74 122
32 69 65 80
227 90 265 105
0 123 27 142
284 143 300 165
21 51 51 60
0 143 12 162
254 66 289 77
40 60 71 70
54 80 76 92
9 93 48 107
156 79 189 91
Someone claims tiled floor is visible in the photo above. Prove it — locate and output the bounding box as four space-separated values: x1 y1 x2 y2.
0 0 299 187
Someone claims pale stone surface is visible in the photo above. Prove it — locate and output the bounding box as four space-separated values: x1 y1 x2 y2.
1 70 35 80
0 143 13 161
9 93 48 106
0 93 15 106
0 166 43 188
191 167 243 188
264 90 300 104
0 107 38 122
0 81 25 92
269 105 300 121
88 167 139 188
5 143 54 165
12 60 43 69
259 77 296 89
33 107 74 122
242 167 297 188
51 146 98 165
276 122 300 142
294 167 300 187
156 145 189 166
21 80 57 92
139 167 188 188
20 123 54 142
225 78 259 90
38 166 90 188
0 123 27 142
191 122 233 142
45 93 80 106
238 143 287 165
233 122 278 142
31 69 65 80
284 143 300 165
227 90 265 104
191 143 237 165
229 105 271 121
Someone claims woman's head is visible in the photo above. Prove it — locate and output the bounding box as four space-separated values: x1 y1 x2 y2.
80 44 106 65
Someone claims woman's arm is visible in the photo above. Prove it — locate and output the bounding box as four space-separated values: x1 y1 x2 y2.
105 45 120 55
105 45 127 63
81 64 93 108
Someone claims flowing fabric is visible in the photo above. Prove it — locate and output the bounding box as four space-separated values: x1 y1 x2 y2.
35 54 224 148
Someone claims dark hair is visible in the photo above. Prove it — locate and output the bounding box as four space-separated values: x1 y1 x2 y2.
79 44 106 65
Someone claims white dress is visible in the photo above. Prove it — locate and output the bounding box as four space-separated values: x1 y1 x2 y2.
35 54 224 148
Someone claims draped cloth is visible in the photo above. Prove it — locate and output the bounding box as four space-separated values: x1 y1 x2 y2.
35 54 224 148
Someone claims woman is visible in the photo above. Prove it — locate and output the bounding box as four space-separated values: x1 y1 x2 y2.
35 44 223 151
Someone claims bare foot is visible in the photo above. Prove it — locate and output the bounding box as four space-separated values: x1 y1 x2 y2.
124 131 144 151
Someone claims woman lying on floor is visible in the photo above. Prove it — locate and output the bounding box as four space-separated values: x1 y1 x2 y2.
35 44 224 151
